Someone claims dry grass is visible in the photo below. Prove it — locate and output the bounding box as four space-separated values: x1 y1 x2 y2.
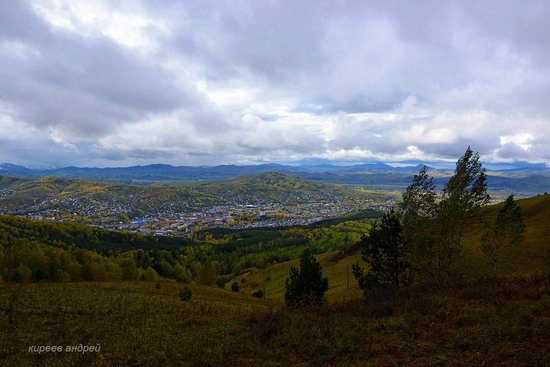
1 276 549 366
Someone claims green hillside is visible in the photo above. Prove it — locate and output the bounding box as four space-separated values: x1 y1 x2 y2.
0 176 222 215
463 193 550 277
193 171 357 205
233 194 550 301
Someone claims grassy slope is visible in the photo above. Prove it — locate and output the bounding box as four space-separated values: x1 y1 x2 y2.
2 278 549 366
0 281 264 366
229 250 364 301
463 193 550 277
233 194 550 301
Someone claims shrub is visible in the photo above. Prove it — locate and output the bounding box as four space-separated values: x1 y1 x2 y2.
143 267 159 282
252 289 264 298
231 281 240 292
216 278 227 288
53 269 70 282
178 287 192 301
14 263 32 283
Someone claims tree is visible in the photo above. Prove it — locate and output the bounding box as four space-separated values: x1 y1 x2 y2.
400 166 438 282
437 146 490 281
178 286 192 301
118 256 139 280
231 281 240 292
284 249 328 307
481 194 525 277
14 263 32 283
352 210 410 295
143 267 159 282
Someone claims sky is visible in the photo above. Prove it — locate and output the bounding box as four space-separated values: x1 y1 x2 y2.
0 0 549 168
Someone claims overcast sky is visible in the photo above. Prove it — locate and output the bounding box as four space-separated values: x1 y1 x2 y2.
1 0 549 167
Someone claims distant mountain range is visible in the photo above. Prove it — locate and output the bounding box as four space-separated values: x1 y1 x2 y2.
1 162 549 197
2 161 548 179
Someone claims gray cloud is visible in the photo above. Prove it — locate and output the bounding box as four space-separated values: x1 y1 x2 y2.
0 0 549 167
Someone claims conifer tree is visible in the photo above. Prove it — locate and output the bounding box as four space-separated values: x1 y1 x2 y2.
285 249 328 307
352 210 410 294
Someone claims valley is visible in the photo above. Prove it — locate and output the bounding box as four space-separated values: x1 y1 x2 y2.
0 172 396 235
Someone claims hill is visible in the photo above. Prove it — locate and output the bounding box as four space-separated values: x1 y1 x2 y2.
0 176 222 217
193 171 352 205
0 214 189 252
0 173 367 219
2 273 549 365
232 194 550 300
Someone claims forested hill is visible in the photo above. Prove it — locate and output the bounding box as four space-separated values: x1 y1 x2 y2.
192 172 352 205
0 215 188 253
0 175 223 215
0 172 358 216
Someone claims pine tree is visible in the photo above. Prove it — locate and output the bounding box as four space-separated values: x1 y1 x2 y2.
284 249 328 307
352 210 410 295
481 194 525 277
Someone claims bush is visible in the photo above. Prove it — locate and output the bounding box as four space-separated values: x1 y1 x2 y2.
231 281 240 292
14 263 32 283
53 269 70 282
143 267 159 282
178 287 192 301
216 278 227 288
252 289 264 298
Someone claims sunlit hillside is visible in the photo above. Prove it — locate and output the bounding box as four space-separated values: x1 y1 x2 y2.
234 195 550 301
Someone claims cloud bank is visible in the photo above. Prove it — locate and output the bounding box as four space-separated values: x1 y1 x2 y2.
1 0 549 167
